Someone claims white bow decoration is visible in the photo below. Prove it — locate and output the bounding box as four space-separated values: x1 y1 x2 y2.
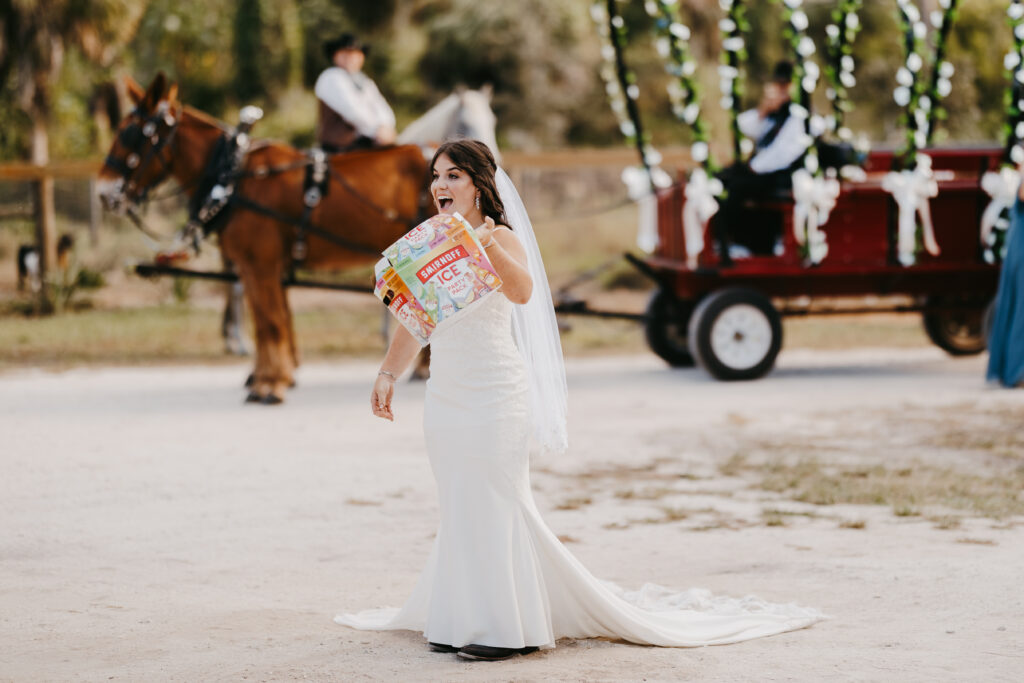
682 168 723 267
622 165 673 253
980 167 1020 247
882 154 941 266
791 169 840 265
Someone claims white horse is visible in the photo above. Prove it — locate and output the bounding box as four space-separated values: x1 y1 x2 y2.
397 85 500 163
223 87 500 356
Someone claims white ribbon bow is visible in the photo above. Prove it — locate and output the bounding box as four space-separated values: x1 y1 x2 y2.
682 168 723 267
980 167 1020 246
882 154 941 266
622 165 672 253
791 169 840 264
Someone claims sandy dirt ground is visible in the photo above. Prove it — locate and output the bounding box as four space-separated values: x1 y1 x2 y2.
2 349 1022 682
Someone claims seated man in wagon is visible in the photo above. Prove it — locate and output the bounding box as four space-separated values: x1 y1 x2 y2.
315 32 397 153
718 60 810 258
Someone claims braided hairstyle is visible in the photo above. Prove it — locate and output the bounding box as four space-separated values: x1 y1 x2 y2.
430 138 509 228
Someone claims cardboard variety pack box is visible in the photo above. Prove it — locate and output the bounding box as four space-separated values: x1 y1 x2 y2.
374 213 503 345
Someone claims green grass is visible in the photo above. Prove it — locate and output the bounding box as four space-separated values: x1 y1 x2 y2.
0 296 942 372
731 457 1024 519
0 302 657 370
0 305 383 370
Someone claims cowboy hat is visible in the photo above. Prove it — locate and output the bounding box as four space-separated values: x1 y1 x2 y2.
323 33 370 61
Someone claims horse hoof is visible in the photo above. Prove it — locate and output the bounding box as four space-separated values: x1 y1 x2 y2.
244 391 262 403
244 373 255 388
261 394 284 405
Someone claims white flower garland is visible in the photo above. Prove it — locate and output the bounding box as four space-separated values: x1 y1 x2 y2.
981 0 1024 263
922 0 959 146
591 2 640 148
882 0 940 266
894 0 931 162
777 0 843 265
646 0 723 264
778 0 821 176
719 0 752 160
1006 0 1024 168
591 0 671 252
824 0 862 141
645 0 714 172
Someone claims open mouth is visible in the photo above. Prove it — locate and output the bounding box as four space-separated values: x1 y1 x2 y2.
437 196 454 211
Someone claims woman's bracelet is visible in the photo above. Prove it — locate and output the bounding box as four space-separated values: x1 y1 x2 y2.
377 370 396 381
481 234 495 249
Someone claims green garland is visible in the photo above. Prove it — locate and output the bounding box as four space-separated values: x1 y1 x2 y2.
924 0 960 146
646 0 715 172
776 0 815 119
775 0 820 174
824 0 863 139
591 0 661 186
982 0 1024 264
894 0 929 169
1003 0 1024 166
719 0 751 162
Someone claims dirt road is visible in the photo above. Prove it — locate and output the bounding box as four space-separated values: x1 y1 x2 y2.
2 349 1021 681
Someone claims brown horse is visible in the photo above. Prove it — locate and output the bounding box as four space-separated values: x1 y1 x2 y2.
98 73 429 403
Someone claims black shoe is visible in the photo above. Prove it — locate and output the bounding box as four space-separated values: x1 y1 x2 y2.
457 644 539 661
428 642 459 653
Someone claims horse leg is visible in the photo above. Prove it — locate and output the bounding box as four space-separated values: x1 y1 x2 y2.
234 265 271 402
240 269 294 404
222 275 251 357
260 280 295 403
283 287 299 388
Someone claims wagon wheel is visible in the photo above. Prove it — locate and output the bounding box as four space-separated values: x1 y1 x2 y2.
922 297 989 356
688 288 782 381
644 289 695 367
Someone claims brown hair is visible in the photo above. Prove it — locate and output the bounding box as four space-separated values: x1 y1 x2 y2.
430 139 508 227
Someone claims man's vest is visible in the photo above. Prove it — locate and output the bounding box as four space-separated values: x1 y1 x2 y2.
757 104 792 151
317 100 361 151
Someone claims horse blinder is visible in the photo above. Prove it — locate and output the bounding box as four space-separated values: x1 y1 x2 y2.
104 106 179 204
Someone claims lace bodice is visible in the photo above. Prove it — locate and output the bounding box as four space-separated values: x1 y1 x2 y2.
427 292 525 383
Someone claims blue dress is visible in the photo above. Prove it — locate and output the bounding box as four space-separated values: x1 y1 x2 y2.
987 197 1024 387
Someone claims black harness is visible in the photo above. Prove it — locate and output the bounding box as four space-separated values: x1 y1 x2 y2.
105 106 421 262
222 148 411 261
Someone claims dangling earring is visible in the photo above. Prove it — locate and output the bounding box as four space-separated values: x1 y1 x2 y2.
475 194 480 210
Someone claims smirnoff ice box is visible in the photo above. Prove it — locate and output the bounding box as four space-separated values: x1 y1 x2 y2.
373 257 435 345
376 213 503 342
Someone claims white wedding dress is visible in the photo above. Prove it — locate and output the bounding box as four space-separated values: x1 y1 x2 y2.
336 292 822 649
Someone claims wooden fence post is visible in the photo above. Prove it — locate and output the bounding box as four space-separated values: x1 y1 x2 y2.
31 119 57 309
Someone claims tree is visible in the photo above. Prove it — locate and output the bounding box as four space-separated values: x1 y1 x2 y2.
233 0 266 102
0 0 143 309
413 0 604 147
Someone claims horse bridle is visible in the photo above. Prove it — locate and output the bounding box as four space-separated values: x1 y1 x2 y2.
103 101 182 210
104 99 425 257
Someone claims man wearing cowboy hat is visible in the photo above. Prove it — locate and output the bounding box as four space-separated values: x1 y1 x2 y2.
717 60 809 259
315 33 396 152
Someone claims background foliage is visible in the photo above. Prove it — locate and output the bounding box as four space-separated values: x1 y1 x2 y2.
0 0 1014 161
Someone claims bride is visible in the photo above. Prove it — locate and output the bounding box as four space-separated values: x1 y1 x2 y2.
338 138 822 661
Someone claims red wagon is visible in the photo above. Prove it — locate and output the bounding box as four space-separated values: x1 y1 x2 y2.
639 145 1003 380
